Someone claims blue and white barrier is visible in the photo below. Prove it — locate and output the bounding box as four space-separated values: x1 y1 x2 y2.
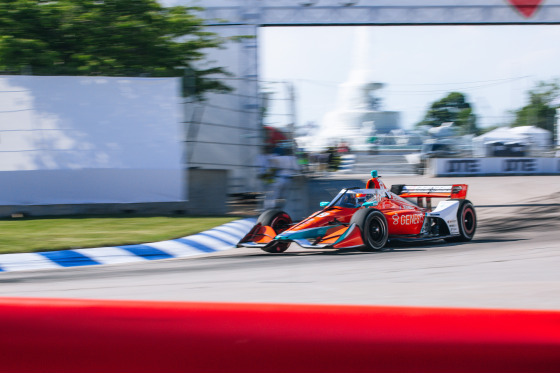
430 157 560 176
0 218 256 272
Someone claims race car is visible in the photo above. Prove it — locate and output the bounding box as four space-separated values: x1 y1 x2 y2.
238 170 476 253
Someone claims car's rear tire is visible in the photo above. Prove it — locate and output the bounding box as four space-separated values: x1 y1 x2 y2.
257 209 292 253
445 200 476 242
351 209 389 251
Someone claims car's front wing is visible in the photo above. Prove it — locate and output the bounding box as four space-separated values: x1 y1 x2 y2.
237 221 366 250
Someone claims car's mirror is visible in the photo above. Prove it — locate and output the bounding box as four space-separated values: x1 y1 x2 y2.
319 201 329 207
362 201 378 207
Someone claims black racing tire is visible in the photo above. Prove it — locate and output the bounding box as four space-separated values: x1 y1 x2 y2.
257 209 292 253
350 209 389 251
445 200 477 242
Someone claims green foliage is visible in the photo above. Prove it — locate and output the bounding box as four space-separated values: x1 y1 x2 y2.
0 0 232 98
510 79 560 133
417 92 479 135
0 215 239 254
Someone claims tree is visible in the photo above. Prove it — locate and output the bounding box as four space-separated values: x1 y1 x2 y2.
0 0 231 98
417 92 478 135
510 79 560 133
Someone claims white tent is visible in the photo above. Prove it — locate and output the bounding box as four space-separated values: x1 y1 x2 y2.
472 126 552 157
473 127 521 157
509 126 552 149
473 127 523 157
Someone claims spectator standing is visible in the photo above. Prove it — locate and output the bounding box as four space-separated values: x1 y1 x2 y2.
266 147 299 209
258 152 277 210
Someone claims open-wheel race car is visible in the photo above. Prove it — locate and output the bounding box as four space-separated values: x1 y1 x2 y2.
238 170 476 253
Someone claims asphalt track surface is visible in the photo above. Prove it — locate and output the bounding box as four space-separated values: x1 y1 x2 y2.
1 175 559 311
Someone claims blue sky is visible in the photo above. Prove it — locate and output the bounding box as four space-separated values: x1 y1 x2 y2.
260 25 560 131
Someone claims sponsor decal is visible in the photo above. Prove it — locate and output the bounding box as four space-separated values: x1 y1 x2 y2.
403 186 452 193
392 214 423 226
447 219 459 234
317 212 330 217
503 159 536 172
445 159 480 173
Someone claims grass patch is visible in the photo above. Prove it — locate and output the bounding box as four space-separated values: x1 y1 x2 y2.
0 215 241 254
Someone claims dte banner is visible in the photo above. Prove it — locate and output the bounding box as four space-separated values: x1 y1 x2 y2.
431 158 560 176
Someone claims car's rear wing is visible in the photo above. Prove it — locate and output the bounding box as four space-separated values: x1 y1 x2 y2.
390 184 468 200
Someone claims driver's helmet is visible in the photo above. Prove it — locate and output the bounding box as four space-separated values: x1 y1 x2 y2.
356 193 366 205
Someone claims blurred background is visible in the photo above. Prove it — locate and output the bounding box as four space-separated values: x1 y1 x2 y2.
1 0 559 220
260 24 559 178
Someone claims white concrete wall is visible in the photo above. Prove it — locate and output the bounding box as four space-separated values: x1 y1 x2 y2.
0 76 184 205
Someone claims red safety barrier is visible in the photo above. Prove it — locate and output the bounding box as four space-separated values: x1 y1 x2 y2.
0 297 559 373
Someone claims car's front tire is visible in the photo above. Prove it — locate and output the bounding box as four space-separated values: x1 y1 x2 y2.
257 209 292 253
351 209 389 251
